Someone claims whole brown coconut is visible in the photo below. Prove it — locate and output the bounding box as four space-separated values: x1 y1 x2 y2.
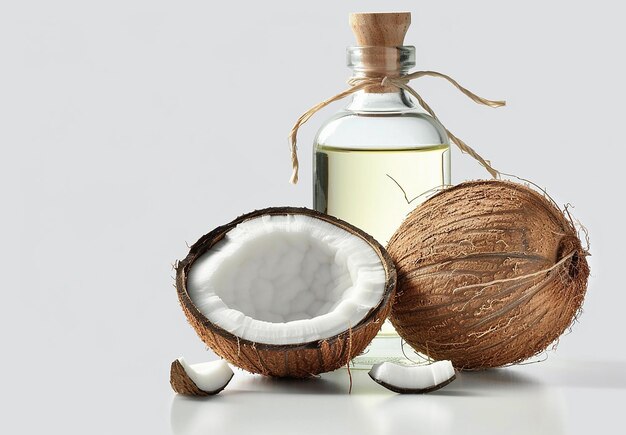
176 207 396 378
387 180 589 370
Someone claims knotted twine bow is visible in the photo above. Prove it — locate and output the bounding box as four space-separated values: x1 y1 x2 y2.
289 70 505 184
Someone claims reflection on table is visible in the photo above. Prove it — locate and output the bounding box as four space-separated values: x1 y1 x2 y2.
170 360 606 435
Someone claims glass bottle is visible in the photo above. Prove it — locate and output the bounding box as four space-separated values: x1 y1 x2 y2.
312 14 451 368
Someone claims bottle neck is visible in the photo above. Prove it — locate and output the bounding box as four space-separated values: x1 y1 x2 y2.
346 70 415 112
345 46 417 112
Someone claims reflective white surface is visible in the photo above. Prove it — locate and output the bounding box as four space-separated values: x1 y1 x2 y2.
170 359 626 435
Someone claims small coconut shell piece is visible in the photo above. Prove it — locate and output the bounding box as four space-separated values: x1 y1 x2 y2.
176 207 396 378
170 358 234 396
368 360 456 394
387 180 590 370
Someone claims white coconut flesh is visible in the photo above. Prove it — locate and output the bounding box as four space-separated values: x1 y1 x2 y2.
178 358 234 393
187 214 387 345
369 360 456 393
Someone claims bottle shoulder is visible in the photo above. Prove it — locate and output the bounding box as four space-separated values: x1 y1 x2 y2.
314 109 449 149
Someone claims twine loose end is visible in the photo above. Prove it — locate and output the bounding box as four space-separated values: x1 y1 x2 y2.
290 171 298 185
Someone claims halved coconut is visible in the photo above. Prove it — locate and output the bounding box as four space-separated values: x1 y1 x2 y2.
176 207 396 378
369 360 456 394
170 358 234 396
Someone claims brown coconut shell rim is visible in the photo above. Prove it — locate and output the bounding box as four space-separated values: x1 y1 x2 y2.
176 206 397 352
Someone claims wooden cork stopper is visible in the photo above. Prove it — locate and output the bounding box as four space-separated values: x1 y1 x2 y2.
349 12 411 92
349 12 411 47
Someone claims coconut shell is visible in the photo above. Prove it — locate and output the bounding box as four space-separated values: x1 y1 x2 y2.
387 180 589 370
176 207 396 378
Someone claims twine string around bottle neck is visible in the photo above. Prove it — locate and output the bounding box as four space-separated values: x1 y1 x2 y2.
289 70 505 184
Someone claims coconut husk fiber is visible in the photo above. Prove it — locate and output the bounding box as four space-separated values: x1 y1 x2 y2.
387 180 590 370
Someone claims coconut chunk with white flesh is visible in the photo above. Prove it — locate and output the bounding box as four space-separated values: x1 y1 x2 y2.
170 358 234 396
369 361 456 394
177 207 396 378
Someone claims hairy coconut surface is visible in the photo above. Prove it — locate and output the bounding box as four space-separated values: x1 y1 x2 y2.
387 180 589 370
176 207 396 378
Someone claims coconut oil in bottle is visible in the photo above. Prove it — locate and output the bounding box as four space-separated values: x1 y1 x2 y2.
315 144 449 245
312 12 451 368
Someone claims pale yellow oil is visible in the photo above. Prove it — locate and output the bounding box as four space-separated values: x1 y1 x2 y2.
314 144 450 247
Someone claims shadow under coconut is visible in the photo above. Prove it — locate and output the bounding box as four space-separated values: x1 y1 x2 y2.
545 360 626 390
232 370 346 395
455 366 542 392
453 359 626 392
232 368 391 395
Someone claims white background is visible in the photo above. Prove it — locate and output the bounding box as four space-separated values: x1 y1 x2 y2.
1 1 624 434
